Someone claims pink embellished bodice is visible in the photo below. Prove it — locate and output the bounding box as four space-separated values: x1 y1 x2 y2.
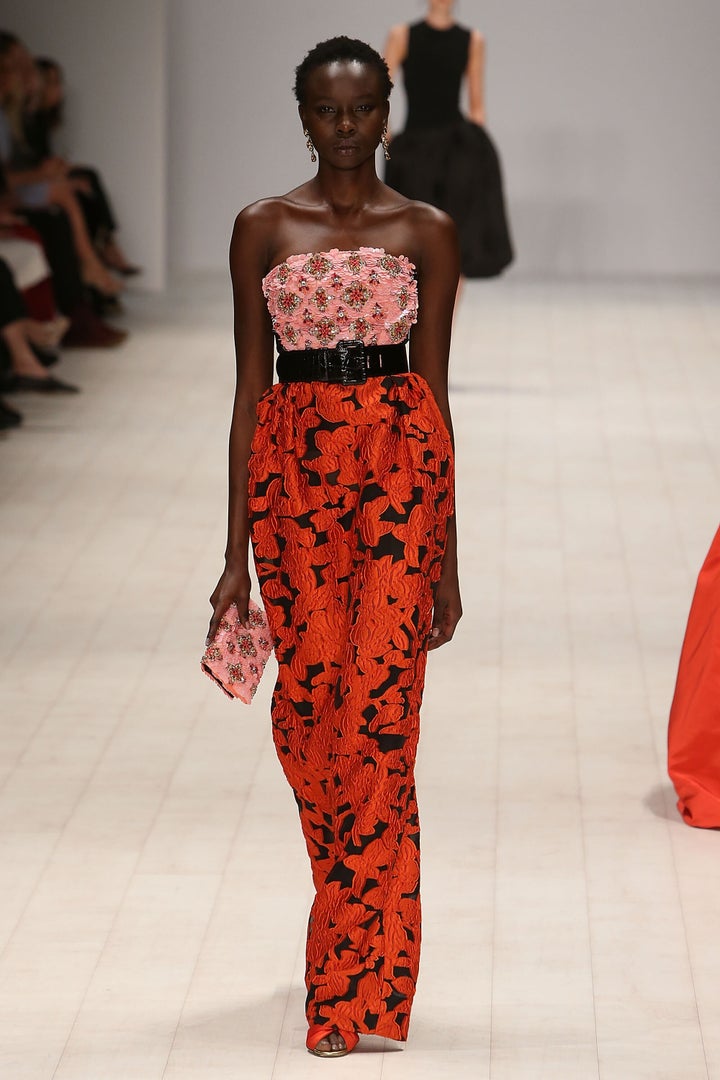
262 247 418 350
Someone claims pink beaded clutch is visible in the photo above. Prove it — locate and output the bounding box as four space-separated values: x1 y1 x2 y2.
201 600 273 703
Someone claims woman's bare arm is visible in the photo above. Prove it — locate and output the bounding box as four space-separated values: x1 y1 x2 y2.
383 23 409 82
409 207 459 432
466 29 486 126
206 204 274 642
409 207 462 649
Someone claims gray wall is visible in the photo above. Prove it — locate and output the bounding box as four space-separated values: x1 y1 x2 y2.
168 0 720 277
3 2 719 281
2 0 167 289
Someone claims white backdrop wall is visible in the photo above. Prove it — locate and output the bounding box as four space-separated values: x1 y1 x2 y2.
2 0 167 289
168 0 720 278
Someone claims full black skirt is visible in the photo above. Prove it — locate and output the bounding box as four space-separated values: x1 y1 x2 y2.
386 119 514 279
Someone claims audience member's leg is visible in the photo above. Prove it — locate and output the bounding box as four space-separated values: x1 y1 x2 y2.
18 210 127 348
71 166 140 276
47 182 123 297
0 234 69 337
19 209 84 315
0 261 78 393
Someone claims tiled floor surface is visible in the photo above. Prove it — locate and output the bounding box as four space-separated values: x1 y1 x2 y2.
1 276 719 1079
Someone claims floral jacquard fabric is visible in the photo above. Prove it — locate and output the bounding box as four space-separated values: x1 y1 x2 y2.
262 247 418 350
249 250 453 1042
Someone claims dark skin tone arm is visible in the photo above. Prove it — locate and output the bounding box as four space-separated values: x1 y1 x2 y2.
208 59 461 660
206 204 275 644
406 205 461 650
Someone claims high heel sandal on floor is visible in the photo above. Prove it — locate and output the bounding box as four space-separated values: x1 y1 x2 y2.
306 1024 359 1058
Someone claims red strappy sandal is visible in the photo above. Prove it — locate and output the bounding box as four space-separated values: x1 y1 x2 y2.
306 1023 359 1058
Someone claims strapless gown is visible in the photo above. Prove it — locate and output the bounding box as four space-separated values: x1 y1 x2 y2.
385 21 514 279
249 248 454 1039
668 526 720 826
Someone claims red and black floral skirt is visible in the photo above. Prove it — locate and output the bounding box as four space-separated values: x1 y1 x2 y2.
248 372 454 1040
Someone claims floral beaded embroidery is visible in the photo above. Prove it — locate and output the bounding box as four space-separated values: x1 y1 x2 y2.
237 634 255 657
227 662 245 684
380 253 403 275
313 287 330 312
262 248 417 350
277 289 301 315
389 317 411 342
349 316 371 338
303 254 333 278
345 252 366 273
315 317 338 344
201 600 272 704
342 282 372 309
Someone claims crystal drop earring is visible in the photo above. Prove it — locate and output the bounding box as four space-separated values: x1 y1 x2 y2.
381 126 391 161
304 129 317 163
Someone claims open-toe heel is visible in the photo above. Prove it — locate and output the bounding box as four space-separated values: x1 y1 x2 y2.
306 1023 359 1058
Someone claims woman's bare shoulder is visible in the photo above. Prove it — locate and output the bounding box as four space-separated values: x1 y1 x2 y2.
404 199 456 249
233 191 305 232
390 200 458 275
230 189 314 263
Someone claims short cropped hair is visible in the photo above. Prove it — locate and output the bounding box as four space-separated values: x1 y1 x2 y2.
294 36 393 104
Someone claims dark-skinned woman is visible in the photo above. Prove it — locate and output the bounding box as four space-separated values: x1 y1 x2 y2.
206 37 462 1059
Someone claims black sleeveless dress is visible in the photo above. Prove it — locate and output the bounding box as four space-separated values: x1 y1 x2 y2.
385 21 513 278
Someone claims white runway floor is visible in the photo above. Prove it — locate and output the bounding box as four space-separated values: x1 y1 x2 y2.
2 275 720 1079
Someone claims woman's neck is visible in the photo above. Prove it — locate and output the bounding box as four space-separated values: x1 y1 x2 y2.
426 3 455 30
313 162 384 218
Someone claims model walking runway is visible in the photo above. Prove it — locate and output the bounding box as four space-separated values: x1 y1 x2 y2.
206 37 461 1057
252 248 454 1039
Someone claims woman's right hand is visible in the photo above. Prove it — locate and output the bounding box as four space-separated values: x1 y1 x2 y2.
206 562 252 645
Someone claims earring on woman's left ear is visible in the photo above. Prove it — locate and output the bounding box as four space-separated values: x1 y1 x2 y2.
304 129 317 163
381 126 391 161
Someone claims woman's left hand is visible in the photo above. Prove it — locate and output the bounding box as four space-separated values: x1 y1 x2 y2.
428 569 462 650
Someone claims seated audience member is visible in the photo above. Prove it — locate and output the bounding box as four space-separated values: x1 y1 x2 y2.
32 57 140 277
0 32 123 301
0 256 78 393
1 160 126 348
1 187 68 347
0 234 68 350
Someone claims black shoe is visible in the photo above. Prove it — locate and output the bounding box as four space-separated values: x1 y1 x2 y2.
31 344 60 368
87 286 125 317
0 398 23 429
4 373 80 394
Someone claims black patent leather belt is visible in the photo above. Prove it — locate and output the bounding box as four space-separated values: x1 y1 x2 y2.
276 339 408 385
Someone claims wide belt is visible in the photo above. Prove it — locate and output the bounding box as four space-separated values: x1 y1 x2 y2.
276 339 408 385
